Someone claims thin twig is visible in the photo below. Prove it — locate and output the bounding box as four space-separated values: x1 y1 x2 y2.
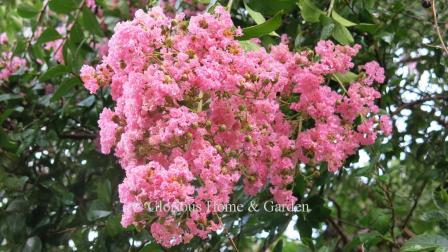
327 0 335 16
24 0 49 53
431 0 448 55
401 180 428 230
214 213 239 252
59 132 96 140
328 216 349 244
378 182 398 248
54 0 86 57
226 0 234 10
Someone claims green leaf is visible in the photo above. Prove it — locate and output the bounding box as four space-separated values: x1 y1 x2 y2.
0 94 21 102
239 40 262 51
96 180 112 204
23 236 42 252
244 2 266 24
87 200 112 221
40 65 71 81
5 199 28 212
81 7 104 37
320 15 335 40
17 3 40 18
331 71 358 84
51 77 81 102
246 0 296 15
433 187 448 211
0 129 17 151
205 0 220 13
48 0 77 14
401 234 448 252
140 243 164 252
77 95 95 107
356 23 379 34
331 11 357 27
332 23 354 45
37 27 62 44
297 0 323 23
70 21 84 43
244 3 280 37
239 11 283 40
2 175 29 191
105 214 124 237
0 109 13 125
293 174 306 198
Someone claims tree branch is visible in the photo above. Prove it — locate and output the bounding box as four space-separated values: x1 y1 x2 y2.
327 216 349 245
59 132 96 140
431 0 448 55
392 94 448 116
401 180 428 230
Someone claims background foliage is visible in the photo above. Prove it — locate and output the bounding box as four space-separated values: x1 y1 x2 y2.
0 0 447 251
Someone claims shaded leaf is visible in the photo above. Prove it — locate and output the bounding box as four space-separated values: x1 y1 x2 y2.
40 65 71 81
239 40 262 51
320 15 335 40
22 236 42 252
297 0 323 23
49 0 77 14
17 3 40 18
331 71 358 84
401 234 448 252
356 23 379 34
87 200 112 221
81 7 104 37
331 11 357 27
239 11 283 40
37 27 62 44
246 0 296 15
332 23 354 44
51 77 81 102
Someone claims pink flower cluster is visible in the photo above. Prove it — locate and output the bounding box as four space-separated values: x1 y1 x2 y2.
0 33 26 81
86 0 96 10
80 7 390 247
43 27 66 63
286 41 391 172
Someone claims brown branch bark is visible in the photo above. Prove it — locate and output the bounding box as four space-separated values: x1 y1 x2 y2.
392 94 447 116
401 180 428 230
59 132 96 140
327 216 349 245
431 0 448 55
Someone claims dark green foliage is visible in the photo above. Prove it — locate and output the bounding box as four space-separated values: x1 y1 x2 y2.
0 0 447 251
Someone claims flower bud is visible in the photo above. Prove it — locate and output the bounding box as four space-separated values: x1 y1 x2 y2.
228 150 238 157
238 104 246 111
205 120 212 129
165 38 173 47
244 135 252 142
214 144 223 152
218 124 227 132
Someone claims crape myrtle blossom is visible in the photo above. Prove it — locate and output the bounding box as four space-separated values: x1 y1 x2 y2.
80 6 391 247
0 52 27 81
86 0 96 10
0 33 26 81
